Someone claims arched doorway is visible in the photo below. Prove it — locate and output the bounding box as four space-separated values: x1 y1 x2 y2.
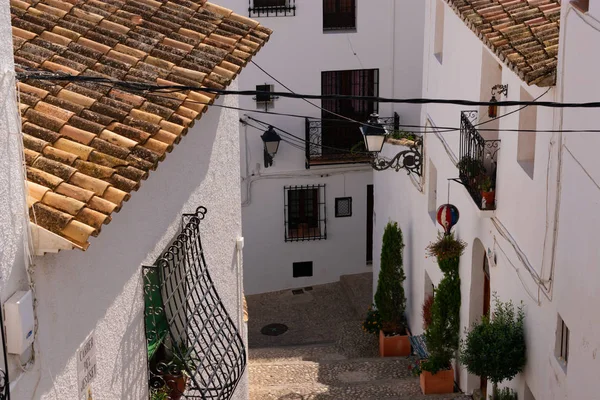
466 239 490 396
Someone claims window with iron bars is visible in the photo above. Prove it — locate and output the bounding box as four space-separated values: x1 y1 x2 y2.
249 0 296 17
284 185 327 242
323 0 356 31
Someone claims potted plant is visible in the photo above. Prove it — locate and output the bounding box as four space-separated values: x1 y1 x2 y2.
151 342 196 400
479 175 495 210
150 387 169 400
374 221 410 357
362 304 383 335
457 156 485 180
417 232 466 394
460 295 526 400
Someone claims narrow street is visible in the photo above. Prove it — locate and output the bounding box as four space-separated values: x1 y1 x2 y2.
246 273 472 400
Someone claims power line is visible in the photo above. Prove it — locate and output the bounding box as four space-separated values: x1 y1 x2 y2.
18 70 600 109
123 91 600 135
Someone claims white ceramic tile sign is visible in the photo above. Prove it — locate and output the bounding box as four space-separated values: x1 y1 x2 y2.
77 331 97 400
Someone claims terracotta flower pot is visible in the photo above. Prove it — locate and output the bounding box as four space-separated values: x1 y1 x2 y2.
419 367 454 394
165 374 187 400
481 190 495 209
378 329 411 357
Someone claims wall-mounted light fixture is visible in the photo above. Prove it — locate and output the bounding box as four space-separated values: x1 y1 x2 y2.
360 113 423 176
261 126 281 168
488 84 508 119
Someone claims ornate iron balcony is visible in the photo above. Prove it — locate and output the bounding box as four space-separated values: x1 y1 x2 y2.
305 114 398 169
143 207 246 400
458 111 500 211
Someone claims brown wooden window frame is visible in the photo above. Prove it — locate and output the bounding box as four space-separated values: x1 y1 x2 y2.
323 0 356 31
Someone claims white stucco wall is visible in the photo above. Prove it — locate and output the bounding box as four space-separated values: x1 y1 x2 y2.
0 0 41 391
373 1 600 399
218 0 426 294
10 89 248 400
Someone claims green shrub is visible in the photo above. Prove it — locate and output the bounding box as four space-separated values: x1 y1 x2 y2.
362 305 382 335
492 387 518 400
374 221 406 333
460 295 526 400
421 271 461 373
421 232 464 374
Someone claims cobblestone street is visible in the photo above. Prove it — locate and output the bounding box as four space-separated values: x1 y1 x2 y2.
246 273 472 399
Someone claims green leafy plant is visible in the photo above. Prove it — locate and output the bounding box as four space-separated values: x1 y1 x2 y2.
362 305 383 335
422 295 434 330
150 387 169 400
420 232 464 375
479 175 493 192
457 156 485 178
421 272 461 374
389 130 417 141
426 232 467 265
460 295 526 400
491 387 518 400
374 221 407 334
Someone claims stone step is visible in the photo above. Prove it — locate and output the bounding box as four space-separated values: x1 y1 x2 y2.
250 381 472 400
249 343 345 363
249 357 413 387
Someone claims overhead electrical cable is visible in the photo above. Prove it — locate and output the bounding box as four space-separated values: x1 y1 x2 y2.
17 70 600 109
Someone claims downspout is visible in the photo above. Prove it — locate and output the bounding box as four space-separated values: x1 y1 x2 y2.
391 0 396 115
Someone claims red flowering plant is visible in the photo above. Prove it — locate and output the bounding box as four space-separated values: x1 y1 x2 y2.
362 304 382 335
422 295 434 330
408 359 423 377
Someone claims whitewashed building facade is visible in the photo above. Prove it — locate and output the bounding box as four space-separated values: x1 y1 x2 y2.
218 0 426 295
0 1 269 399
373 0 600 399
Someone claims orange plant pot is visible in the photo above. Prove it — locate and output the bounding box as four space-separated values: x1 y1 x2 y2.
481 190 496 209
378 330 411 357
419 367 454 394
165 374 187 400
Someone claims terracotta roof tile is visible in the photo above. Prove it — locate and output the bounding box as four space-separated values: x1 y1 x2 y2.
445 0 560 86
14 0 271 250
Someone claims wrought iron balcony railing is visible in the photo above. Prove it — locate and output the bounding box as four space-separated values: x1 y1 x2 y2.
248 0 295 17
143 207 246 400
305 114 399 169
458 111 500 211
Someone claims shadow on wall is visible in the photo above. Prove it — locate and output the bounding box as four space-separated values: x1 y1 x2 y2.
29 103 225 399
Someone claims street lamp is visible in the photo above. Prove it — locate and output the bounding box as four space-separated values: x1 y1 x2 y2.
488 84 508 119
360 113 387 153
261 126 281 168
360 113 423 176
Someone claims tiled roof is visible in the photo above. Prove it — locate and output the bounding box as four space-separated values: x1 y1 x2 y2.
12 0 271 250
445 0 561 86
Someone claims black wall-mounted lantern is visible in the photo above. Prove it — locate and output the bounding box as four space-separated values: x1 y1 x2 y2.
488 84 508 119
261 126 281 168
360 113 423 176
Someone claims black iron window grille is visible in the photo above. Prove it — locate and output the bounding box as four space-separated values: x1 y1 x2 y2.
249 0 295 17
335 197 352 217
323 0 356 30
284 185 327 242
458 111 501 211
143 206 246 400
